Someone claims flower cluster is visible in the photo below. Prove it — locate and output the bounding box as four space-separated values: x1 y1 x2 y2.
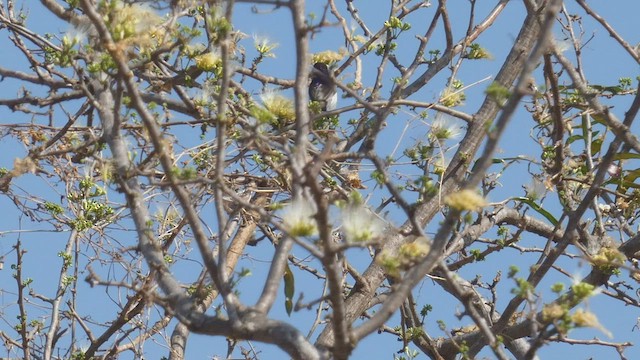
281 193 384 242
312 50 344 65
444 189 487 211
103 3 165 52
376 236 431 278
195 51 222 71
253 90 296 126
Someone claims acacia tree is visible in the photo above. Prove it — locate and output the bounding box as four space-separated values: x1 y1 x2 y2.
1 0 640 359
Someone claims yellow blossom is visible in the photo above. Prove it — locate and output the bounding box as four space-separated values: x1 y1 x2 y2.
312 50 344 65
105 3 165 51
376 248 401 278
572 309 612 338
444 189 487 211
541 303 566 322
195 51 222 71
377 236 431 277
439 87 465 107
590 247 626 273
433 155 450 175
398 238 430 260
259 90 296 125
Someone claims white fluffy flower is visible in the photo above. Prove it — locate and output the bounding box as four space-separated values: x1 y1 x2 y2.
253 33 278 57
430 113 462 142
342 204 384 242
282 198 317 236
524 178 547 201
63 27 86 47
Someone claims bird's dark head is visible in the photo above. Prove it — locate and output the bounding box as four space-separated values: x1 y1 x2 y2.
312 62 331 76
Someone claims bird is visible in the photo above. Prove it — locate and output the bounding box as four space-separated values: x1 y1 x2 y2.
309 62 337 112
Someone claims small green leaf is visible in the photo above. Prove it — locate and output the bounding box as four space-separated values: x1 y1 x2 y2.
565 134 583 145
283 263 295 316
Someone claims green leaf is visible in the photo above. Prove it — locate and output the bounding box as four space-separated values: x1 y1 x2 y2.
491 156 528 164
566 134 583 145
590 137 603 155
623 169 640 184
611 168 640 193
614 153 640 160
283 263 295 316
512 197 559 226
285 298 293 316
605 169 640 192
